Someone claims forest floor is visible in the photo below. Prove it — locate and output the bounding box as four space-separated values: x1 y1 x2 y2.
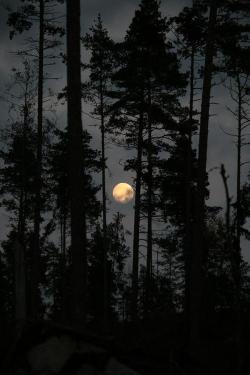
113 312 250 374
1 312 250 374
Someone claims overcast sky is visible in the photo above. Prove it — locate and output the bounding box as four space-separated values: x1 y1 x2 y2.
0 0 249 264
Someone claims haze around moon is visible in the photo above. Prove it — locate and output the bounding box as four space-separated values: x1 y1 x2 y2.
112 183 134 204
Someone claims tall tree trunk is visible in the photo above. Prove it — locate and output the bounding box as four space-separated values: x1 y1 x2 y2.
16 187 26 325
236 74 242 272
234 74 243 299
66 0 87 325
221 164 231 236
184 44 195 331
60 208 67 322
17 146 27 324
131 111 144 321
145 88 153 316
235 73 243 375
14 238 26 325
31 0 44 320
15 89 30 324
100 80 108 331
189 2 217 354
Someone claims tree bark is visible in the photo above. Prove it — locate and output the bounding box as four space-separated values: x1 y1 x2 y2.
66 0 87 325
189 1 217 354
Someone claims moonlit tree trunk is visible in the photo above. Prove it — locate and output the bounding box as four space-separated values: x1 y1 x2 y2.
66 0 87 324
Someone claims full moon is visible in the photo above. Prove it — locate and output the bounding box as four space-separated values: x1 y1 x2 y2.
113 183 134 204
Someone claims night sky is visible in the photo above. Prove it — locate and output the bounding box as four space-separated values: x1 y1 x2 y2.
0 0 249 264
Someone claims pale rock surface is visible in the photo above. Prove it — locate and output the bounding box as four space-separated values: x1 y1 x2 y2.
27 335 76 374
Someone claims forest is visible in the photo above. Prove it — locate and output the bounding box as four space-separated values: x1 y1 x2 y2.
0 0 250 374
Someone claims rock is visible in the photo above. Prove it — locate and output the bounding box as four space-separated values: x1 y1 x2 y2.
27 335 76 374
11 322 141 375
104 358 140 375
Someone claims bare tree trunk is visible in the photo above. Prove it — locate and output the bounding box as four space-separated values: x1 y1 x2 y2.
145 88 153 316
60 209 67 322
236 74 242 273
184 44 195 331
17 116 27 322
189 1 217 354
15 85 30 324
221 161 243 374
66 0 87 325
131 111 144 321
221 165 231 235
100 80 108 331
15 191 26 324
31 0 44 320
235 74 243 375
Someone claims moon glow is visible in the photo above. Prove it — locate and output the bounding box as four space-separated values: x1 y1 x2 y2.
113 183 134 204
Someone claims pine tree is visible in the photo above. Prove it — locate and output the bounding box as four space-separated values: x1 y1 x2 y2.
189 1 218 354
83 15 115 330
107 213 130 321
66 0 87 324
46 127 101 320
220 25 250 289
188 0 250 357
0 61 37 322
110 0 186 319
7 0 64 319
88 214 129 329
172 0 206 329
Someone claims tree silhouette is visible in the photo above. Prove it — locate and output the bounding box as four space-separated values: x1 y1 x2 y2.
0 61 37 322
110 0 186 319
7 0 64 320
83 14 115 330
66 0 87 324
47 127 100 321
